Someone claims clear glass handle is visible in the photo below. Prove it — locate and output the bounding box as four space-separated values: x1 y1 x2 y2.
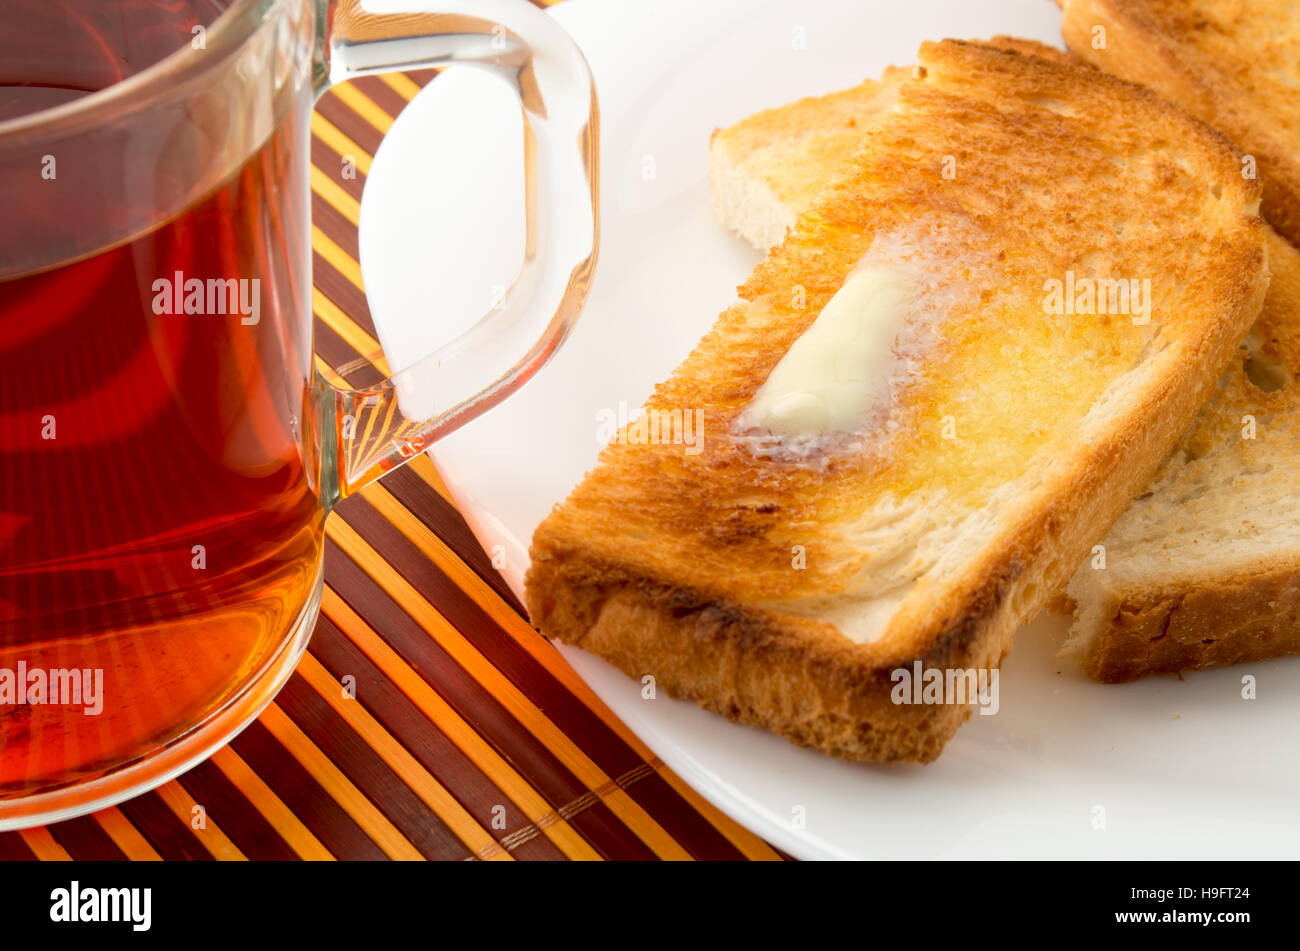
316 0 598 502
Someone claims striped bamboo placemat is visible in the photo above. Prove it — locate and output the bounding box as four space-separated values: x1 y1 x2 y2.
0 12 788 863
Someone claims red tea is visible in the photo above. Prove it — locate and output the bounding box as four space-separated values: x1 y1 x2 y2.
0 1 322 798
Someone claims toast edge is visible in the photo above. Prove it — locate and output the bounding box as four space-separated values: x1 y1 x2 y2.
1066 556 1300 682
1058 0 1300 247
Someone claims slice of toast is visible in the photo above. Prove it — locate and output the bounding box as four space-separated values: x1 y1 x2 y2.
1057 0 1300 246
1066 229 1300 680
711 40 1300 684
526 40 1267 762
710 38 1079 250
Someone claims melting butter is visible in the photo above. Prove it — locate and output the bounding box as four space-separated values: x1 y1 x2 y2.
740 262 914 436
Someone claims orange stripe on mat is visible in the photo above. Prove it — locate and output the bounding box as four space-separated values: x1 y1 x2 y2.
312 225 365 292
311 113 374 175
325 516 691 860
312 287 387 372
311 165 361 226
154 781 247 861
359 482 782 861
319 585 602 861
257 702 424 860
316 355 352 390
208 747 336 861
330 83 394 135
19 826 71 861
406 453 452 502
93 806 164 861
379 72 424 102
296 651 511 861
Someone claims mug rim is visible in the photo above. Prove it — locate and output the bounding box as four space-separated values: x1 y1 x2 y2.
0 0 272 140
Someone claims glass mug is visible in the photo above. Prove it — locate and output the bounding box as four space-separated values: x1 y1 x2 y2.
0 0 596 828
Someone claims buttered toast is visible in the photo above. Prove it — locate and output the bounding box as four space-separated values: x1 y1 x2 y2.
712 40 1300 684
525 40 1267 762
710 37 1077 251
1066 229 1300 680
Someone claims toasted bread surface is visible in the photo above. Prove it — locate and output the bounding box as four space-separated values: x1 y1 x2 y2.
712 32 1300 684
710 38 1079 249
1058 0 1300 245
710 68 909 250
527 40 1267 761
1066 229 1300 680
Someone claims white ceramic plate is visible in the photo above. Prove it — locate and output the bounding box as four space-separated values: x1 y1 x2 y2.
359 0 1300 859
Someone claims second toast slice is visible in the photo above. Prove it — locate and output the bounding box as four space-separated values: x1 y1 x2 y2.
526 40 1267 762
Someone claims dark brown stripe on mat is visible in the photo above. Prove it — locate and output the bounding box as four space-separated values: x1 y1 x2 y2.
381 465 527 615
0 832 36 861
44 815 127 861
322 537 602 810
230 719 388 861
315 96 385 154
117 792 215 861
313 196 362 262
313 313 375 379
350 76 413 119
337 497 648 780
616 772 744 861
502 828 567 861
565 801 659 861
311 136 366 202
309 615 566 860
313 254 375 335
405 68 439 88
178 759 301 862
276 671 472 860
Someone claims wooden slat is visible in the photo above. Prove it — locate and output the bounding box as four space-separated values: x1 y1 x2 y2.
362 480 782 861
255 703 425 860
311 113 374 176
295 651 509 860
329 82 395 135
324 516 693 860
178 760 302 861
45 815 127 861
19 826 72 861
313 287 388 372
311 166 362 226
0 832 38 861
319 585 601 861
153 781 248 861
208 748 336 861
312 226 365 292
379 72 424 102
93 807 164 861
407 452 452 501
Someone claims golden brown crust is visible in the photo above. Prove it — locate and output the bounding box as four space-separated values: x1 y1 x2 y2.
981 35 1080 65
1072 229 1300 680
526 40 1268 762
709 69 909 241
528 528 1035 761
1059 0 1300 245
708 38 1081 248
1082 559 1300 682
